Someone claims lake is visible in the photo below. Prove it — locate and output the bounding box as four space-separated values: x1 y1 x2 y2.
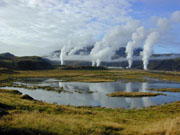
1 78 180 109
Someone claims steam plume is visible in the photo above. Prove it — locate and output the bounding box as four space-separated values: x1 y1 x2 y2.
96 59 101 67
91 21 140 66
142 32 160 70
60 47 65 65
125 26 146 68
92 61 95 66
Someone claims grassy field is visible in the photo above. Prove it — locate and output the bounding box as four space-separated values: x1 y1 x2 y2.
16 69 180 82
1 68 180 83
0 89 180 135
107 92 166 97
0 68 180 135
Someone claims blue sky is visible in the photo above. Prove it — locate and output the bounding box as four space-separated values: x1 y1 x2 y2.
131 0 180 17
130 0 180 53
0 0 179 56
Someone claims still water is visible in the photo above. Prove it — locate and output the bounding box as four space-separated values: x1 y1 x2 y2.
2 78 180 109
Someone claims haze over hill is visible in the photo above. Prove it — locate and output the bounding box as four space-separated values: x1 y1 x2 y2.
45 48 180 71
43 48 180 71
44 47 180 62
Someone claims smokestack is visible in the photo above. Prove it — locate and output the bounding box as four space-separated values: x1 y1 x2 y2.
126 26 146 68
142 32 160 70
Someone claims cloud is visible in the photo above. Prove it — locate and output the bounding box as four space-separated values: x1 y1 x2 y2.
0 0 180 60
171 11 180 23
0 0 132 56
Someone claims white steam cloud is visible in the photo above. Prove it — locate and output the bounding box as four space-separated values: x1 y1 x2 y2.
140 17 170 70
125 26 146 68
142 32 160 70
90 21 140 66
59 34 96 65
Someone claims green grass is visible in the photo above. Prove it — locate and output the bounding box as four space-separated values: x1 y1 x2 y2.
0 89 180 135
107 92 166 97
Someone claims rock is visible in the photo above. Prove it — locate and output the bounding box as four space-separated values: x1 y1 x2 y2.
21 94 34 100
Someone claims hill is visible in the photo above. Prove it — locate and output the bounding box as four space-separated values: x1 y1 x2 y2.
61 65 107 70
0 53 53 70
1 52 180 71
54 58 180 71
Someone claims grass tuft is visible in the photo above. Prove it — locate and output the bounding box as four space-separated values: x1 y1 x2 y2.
148 88 180 92
107 92 166 97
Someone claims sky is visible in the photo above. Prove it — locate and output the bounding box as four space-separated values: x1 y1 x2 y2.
0 0 180 56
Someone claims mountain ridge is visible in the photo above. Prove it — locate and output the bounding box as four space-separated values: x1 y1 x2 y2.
1 52 180 71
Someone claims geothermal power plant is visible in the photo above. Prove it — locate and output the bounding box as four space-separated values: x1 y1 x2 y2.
58 11 179 70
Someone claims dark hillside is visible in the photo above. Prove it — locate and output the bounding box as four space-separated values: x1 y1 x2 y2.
0 53 54 70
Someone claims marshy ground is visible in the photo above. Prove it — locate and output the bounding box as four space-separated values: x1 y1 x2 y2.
148 88 180 92
0 68 180 135
107 91 166 97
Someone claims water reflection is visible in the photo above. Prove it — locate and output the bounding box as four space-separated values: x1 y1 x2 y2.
141 83 154 107
2 79 180 108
